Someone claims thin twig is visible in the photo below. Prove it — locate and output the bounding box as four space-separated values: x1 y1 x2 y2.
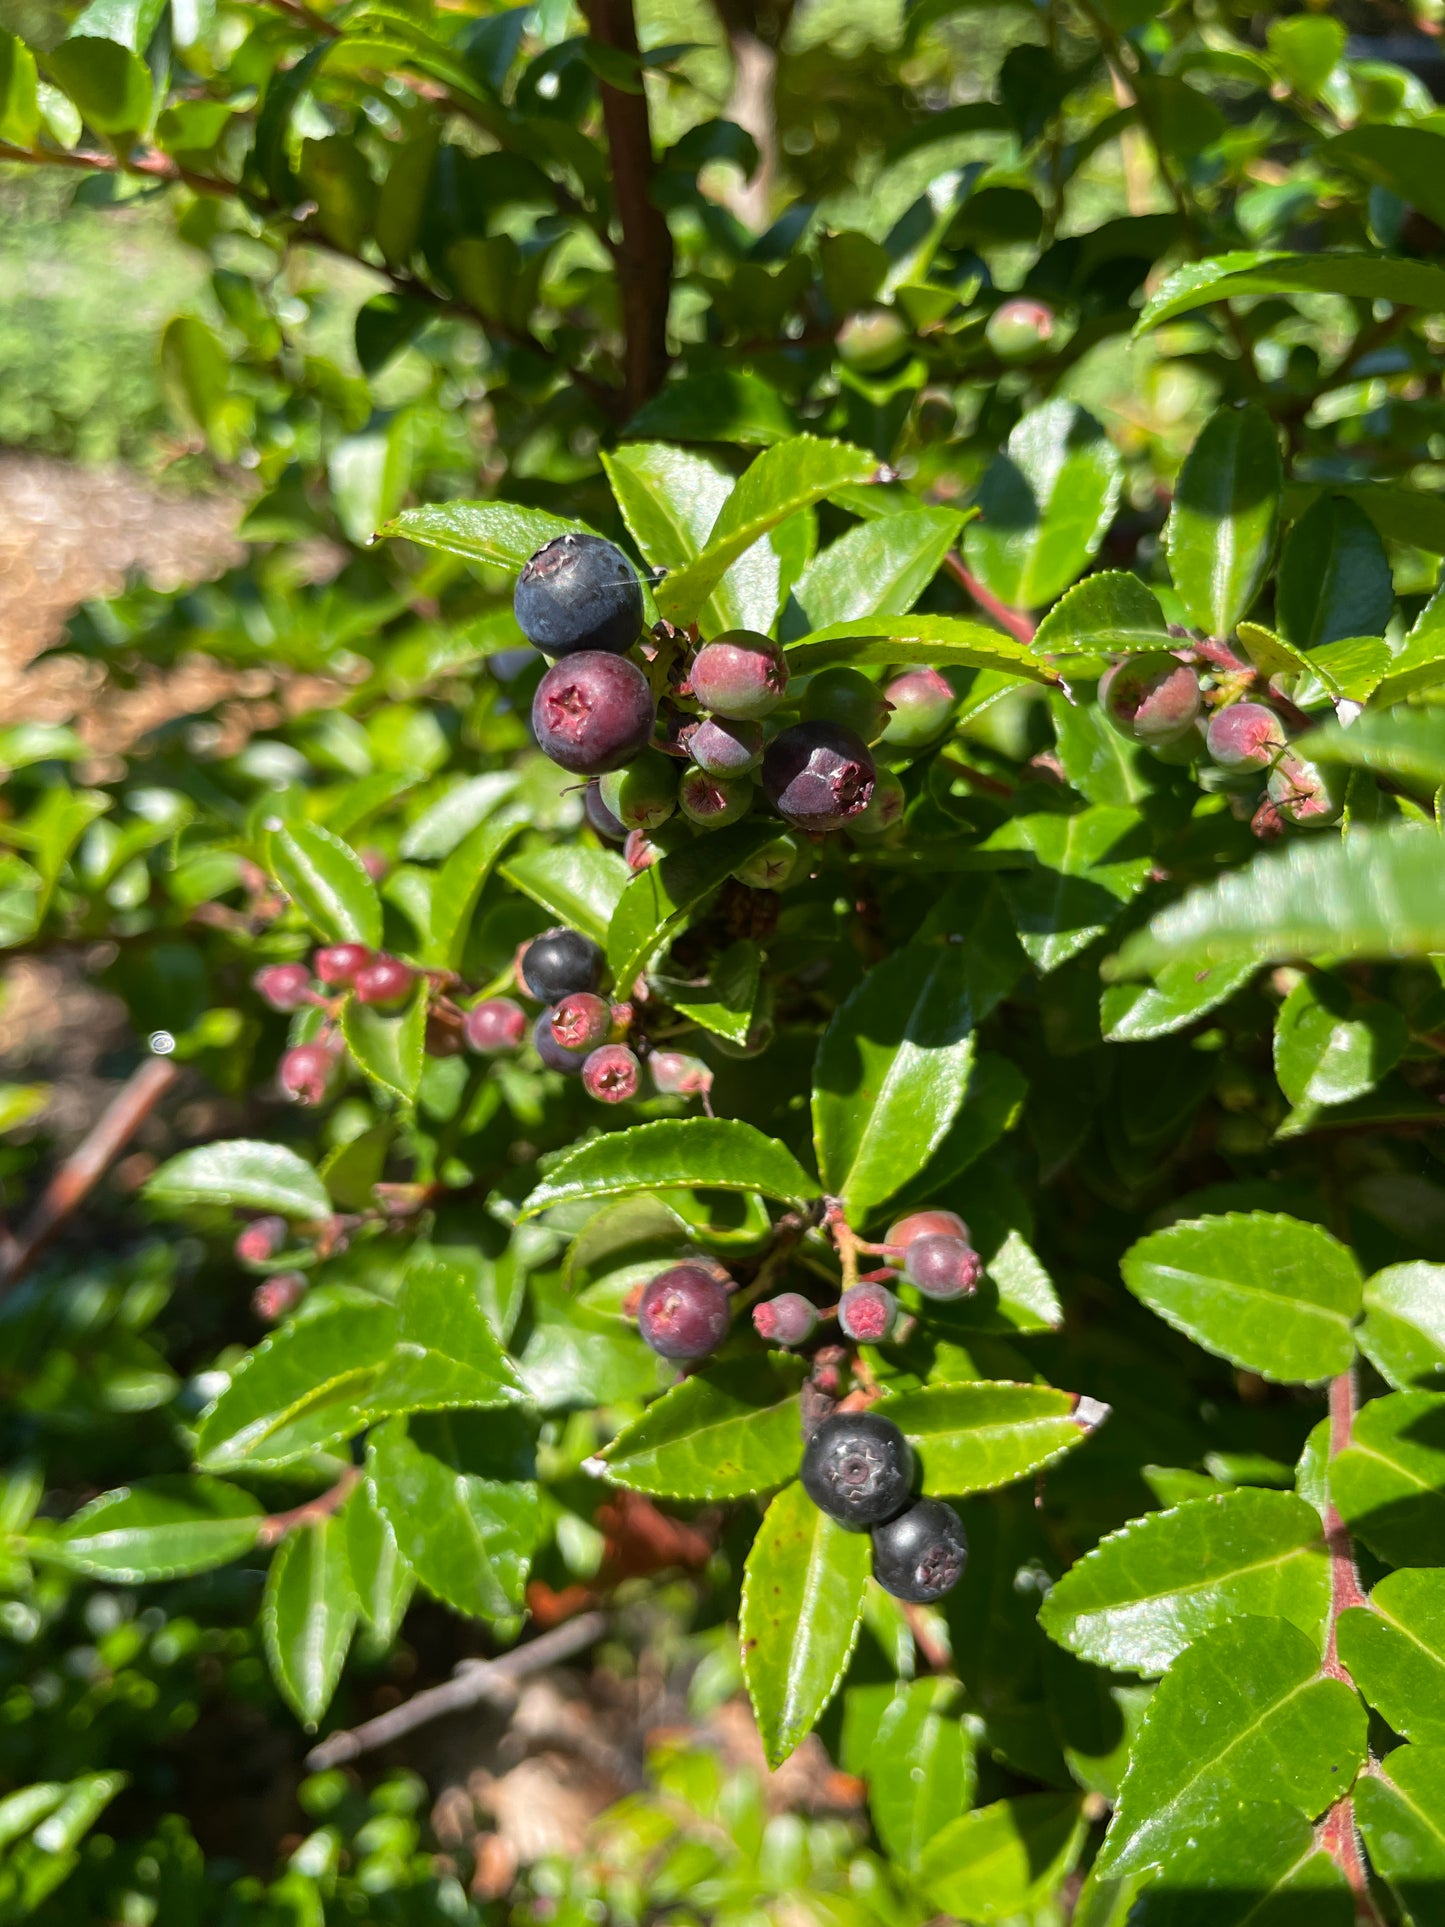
304 1609 610 1770
0 1056 179 1298
944 554 1036 644
256 1466 362 1548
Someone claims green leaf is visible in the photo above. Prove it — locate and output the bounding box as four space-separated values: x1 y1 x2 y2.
1032 571 1169 656
266 820 382 949
877 1381 1100 1495
501 843 631 952
1120 1212 1362 1383
363 1257 524 1418
382 500 590 572
341 985 428 1101
787 509 966 634
869 1680 976 1873
883 1050 1028 1223
963 401 1122 612
1274 972 1406 1118
812 943 981 1219
1328 125 1445 235
1277 495 1394 652
399 772 520 862
1330 1391 1445 1567
783 613 1053 681
262 1512 358 1729
1165 404 1281 638
917 1792 1085 1922
655 436 876 627
1101 954 1256 1043
988 805 1154 974
1268 13 1344 95
654 939 761 1045
1301 710 1445 790
195 1301 397 1471
346 1480 414 1644
602 442 736 635
0 32 40 146
739 1480 871 1769
45 1477 263 1582
623 370 797 446
144 1139 332 1220
423 812 527 969
1137 250 1445 333
1109 826 1445 976
1373 581 1445 707
605 820 781 993
1358 1263 1445 1394
600 1354 807 1499
366 1413 538 1622
41 35 151 134
1354 1743 1445 1925
1039 1489 1330 1676
1127 1800 1353 1927
1097 1617 1366 1876
1337 1570 1445 1746
520 1118 818 1219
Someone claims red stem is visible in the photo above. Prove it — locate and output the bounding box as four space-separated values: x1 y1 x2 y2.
256 1466 362 1547
945 554 1036 645
1324 1364 1368 1679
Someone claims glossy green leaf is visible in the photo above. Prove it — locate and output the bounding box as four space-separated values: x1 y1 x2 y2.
812 943 980 1219
1274 972 1406 1119
520 1118 818 1219
346 1480 414 1644
267 820 382 949
46 1477 263 1582
501 844 633 952
878 1381 1099 1496
606 819 782 993
1277 495 1394 652
883 1050 1028 1224
786 508 966 635
0 32 40 146
1330 1391 1445 1567
1097 1616 1366 1875
1137 250 1445 333
428 812 529 967
1301 710 1445 790
341 985 427 1101
195 1301 396 1471
1120 1212 1362 1383
1101 955 1256 1043
41 36 151 134
602 442 738 635
367 1413 537 1622
399 772 519 861
382 500 586 572
964 401 1122 611
1359 1263 1445 1393
1328 125 1445 233
1127 1800 1353 1927
917 1792 1085 1921
1373 580 1445 707
1337 1569 1445 1746
622 370 796 446
144 1140 332 1220
1032 571 1169 656
869 1680 976 1872
988 805 1154 973
783 613 1053 680
654 939 760 1045
262 1512 358 1728
739 1480 871 1768
1165 404 1280 638
363 1257 524 1418
1354 1743 1445 1925
600 1354 807 1499
1039 1489 1330 1676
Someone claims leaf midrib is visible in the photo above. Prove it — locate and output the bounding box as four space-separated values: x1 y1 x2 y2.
1072 1536 1320 1616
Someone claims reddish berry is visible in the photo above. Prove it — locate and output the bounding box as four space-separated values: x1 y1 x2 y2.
253 962 312 1011
986 298 1056 361
582 1043 641 1104
1099 653 1201 748
690 632 789 720
638 1264 732 1360
762 721 876 830
688 715 764 777
839 1280 901 1342
880 668 953 749
802 667 891 744
314 943 372 987
1267 753 1343 828
752 1293 818 1346
464 997 528 1055
533 1011 588 1074
649 1051 713 1098
678 766 753 829
584 779 626 844
279 1041 339 1106
235 1215 288 1265
360 850 388 881
801 1411 913 1527
521 928 603 1002
532 650 656 775
871 1498 967 1602
550 992 612 1053
1207 702 1287 772
904 1234 983 1300
353 955 416 1008
888 1209 970 1250
625 828 659 872
514 532 643 659
251 1271 307 1323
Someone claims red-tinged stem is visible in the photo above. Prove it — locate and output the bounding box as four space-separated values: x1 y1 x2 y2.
1319 1799 1384 1927
944 553 1036 645
1324 1364 1368 1679
256 1465 362 1548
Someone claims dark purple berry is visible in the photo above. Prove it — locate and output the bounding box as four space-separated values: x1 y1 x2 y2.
279 1041 339 1106
904 1234 983 1301
802 667 891 744
839 1281 901 1342
353 955 415 1008
550 992 612 1053
599 753 677 830
1267 753 1343 828
688 714 763 777
514 532 643 658
1207 702 1287 772
985 298 1056 361
888 1209 970 1249
533 1011 588 1074
1099 653 1201 748
690 632 789 721
801 1411 913 1528
464 997 527 1055
314 943 372 987
649 1050 713 1098
880 668 953 749
521 927 603 1002
251 1271 307 1322
235 1215 288 1265
582 1043 640 1103
584 779 626 844
752 1292 818 1346
253 962 312 1011
678 766 753 829
638 1264 732 1360
762 721 876 831
871 1497 968 1603
532 651 656 775
849 768 905 837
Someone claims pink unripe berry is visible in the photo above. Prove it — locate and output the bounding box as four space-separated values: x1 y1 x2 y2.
678 765 753 829
839 1281 900 1343
638 1264 732 1360
985 298 1057 361
1207 701 1287 772
904 1234 983 1300
1267 753 1343 828
353 955 415 1008
888 1208 971 1250
582 1043 641 1104
752 1293 819 1346
1099 653 1201 748
253 962 312 1011
625 829 660 873
688 714 763 777
314 943 372 987
649 1051 713 1098
464 997 527 1055
360 850 388 881
880 668 953 749
690 632 789 721
234 1215 288 1265
251 1270 307 1322
279 1040 339 1106
552 992 612 1053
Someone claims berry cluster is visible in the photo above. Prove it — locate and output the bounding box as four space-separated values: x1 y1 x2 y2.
514 533 955 869
1098 653 1340 835
803 1410 967 1604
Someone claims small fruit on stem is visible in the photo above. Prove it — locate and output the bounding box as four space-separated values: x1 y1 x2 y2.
514 532 643 658
801 1411 914 1528
532 1011 588 1075
904 1234 983 1300
731 832 806 890
762 721 876 830
837 307 910 373
1099 653 1201 749
752 1293 819 1346
1206 701 1287 772
584 779 626 844
532 651 656 775
848 767 905 837
551 992 612 1053
839 1280 901 1341
678 766 753 829
353 955 416 1008
521 927 604 1002
599 752 678 831
690 632 789 720
235 1216 288 1265
1267 752 1344 827
464 997 528 1055
871 1497 968 1602
687 714 764 777
985 297 1056 361
649 1051 713 1098
638 1264 732 1360
802 667 891 744
314 943 372 987
888 1208 970 1249
253 962 313 1012
879 668 953 749
251 1271 308 1322
279 1040 339 1106
582 1043 641 1103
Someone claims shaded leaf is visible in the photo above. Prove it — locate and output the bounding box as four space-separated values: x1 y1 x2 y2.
964 402 1122 611
917 1792 1085 1922
267 820 382 949
1359 1263 1445 1393
1330 1391 1445 1567
1165 404 1280 639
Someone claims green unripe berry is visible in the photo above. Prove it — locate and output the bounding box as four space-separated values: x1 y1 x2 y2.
599 752 679 831
678 766 753 829
985 298 1057 362
802 667 892 745
837 307 910 373
879 668 953 749
731 831 808 890
848 767 905 837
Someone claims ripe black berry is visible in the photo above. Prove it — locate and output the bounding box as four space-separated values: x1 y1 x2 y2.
532 1011 587 1074
871 1498 968 1603
532 651 656 775
514 532 644 658
762 721 876 831
800 1410 913 1528
638 1264 731 1360
521 927 603 1002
